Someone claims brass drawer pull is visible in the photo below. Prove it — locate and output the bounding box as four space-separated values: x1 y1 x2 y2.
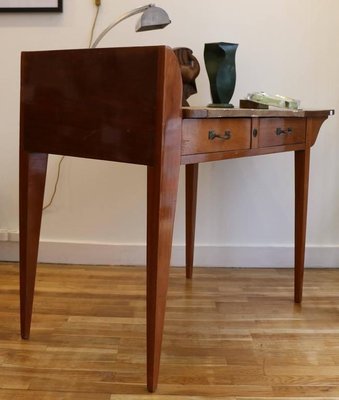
276 127 293 136
208 130 232 141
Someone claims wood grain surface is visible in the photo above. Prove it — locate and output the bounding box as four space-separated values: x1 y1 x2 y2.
1 263 339 399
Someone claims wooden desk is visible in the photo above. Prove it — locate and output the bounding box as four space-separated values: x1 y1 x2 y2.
19 45 333 392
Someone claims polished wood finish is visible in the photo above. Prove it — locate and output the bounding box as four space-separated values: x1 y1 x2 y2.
20 46 182 392
182 118 251 155
21 47 164 166
182 106 334 119
3 263 339 398
185 163 199 279
258 118 306 147
239 98 269 109
181 109 331 164
19 45 333 392
294 148 310 303
181 109 331 165
145 48 182 392
181 142 306 164
19 152 48 339
182 109 330 305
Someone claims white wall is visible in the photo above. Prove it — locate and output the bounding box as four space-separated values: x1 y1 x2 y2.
1 0 339 267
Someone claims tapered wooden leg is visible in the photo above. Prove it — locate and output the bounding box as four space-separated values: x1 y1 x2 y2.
185 163 199 279
19 151 48 339
146 160 180 392
294 148 310 303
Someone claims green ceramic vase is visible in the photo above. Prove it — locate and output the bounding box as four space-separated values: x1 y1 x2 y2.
204 42 238 108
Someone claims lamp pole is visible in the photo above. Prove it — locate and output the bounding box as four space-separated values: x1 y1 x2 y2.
91 4 154 49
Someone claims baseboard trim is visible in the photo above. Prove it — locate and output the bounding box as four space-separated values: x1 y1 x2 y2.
1 241 339 267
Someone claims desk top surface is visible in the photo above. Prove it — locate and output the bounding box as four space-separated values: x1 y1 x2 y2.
182 107 334 119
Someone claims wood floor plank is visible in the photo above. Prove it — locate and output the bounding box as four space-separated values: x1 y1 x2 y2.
1 262 339 398
0 389 111 399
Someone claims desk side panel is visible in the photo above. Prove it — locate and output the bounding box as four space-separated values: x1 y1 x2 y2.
20 47 168 165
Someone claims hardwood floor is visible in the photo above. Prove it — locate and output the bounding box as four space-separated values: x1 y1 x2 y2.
0 263 339 399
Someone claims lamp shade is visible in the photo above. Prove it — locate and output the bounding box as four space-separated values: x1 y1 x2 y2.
136 6 171 32
91 4 171 48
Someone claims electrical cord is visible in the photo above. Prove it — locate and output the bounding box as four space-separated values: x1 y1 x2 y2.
43 1 101 211
42 156 65 211
89 3 101 48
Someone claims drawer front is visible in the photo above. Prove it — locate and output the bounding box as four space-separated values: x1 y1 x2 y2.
182 119 251 155
258 118 306 148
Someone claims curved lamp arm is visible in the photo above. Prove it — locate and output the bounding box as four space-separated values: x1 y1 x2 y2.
91 4 154 49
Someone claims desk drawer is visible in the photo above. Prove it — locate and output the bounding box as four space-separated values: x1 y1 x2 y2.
182 118 251 155
258 118 306 148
